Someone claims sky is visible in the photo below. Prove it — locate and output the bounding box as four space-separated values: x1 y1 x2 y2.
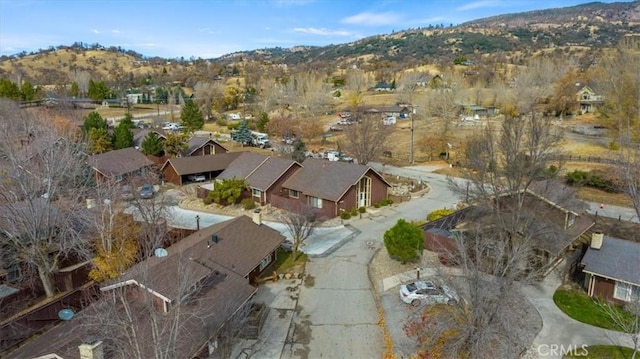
0 0 632 59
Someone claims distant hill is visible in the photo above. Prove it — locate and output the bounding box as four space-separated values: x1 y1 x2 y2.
1 1 639 85
214 1 640 66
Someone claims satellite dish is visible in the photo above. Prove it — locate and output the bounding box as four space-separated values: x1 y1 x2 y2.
154 248 168 257
58 308 75 321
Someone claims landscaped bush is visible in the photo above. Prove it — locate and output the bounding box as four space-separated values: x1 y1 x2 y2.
373 202 381 208
358 206 366 214
216 118 228 127
227 122 240 130
565 170 620 193
340 211 351 220
350 208 359 217
384 219 424 264
241 198 256 210
427 208 454 222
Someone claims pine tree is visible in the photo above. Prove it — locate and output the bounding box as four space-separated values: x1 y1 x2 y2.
180 99 204 131
141 132 164 156
235 120 253 146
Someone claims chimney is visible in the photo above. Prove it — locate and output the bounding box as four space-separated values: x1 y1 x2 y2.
79 341 103 359
253 209 262 226
591 232 604 250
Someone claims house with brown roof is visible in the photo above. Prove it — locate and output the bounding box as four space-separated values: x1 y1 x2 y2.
88 147 154 183
581 233 640 305
422 180 595 274
161 151 242 185
216 152 302 206
576 84 604 114
181 136 228 157
273 158 390 219
5 214 284 359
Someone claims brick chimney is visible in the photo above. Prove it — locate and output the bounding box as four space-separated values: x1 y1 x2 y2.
591 232 604 250
252 209 262 226
79 341 103 359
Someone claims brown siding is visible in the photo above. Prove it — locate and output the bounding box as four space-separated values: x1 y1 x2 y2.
340 186 358 213
266 164 301 205
368 170 389 204
213 143 228 154
163 163 182 186
591 276 626 305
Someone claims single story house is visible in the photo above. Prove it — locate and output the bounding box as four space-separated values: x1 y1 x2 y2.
161 151 242 186
216 152 301 206
180 137 228 157
422 181 594 274
373 82 393 91
362 105 412 119
582 234 640 305
5 214 285 359
274 158 390 219
88 147 154 183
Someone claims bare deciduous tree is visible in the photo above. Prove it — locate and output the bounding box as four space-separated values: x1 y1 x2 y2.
599 298 640 359
340 114 393 165
0 101 96 297
278 204 318 260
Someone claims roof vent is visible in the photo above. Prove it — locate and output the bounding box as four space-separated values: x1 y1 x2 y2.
207 235 219 248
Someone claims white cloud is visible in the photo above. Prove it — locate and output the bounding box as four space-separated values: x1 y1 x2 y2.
293 27 351 36
341 12 401 26
111 29 120 34
91 29 100 34
456 0 503 11
198 28 216 35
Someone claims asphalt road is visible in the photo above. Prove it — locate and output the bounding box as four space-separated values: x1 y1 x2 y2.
285 165 462 359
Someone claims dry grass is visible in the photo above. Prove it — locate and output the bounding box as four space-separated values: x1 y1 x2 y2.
574 187 633 207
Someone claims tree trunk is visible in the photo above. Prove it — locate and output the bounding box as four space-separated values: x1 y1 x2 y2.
38 266 56 297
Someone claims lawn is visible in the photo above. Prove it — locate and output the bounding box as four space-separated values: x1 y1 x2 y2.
271 248 307 274
565 345 637 358
553 287 633 331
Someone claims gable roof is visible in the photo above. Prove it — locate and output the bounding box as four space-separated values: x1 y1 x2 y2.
217 152 269 180
582 236 640 286
111 215 284 301
132 128 166 148
246 157 300 191
181 137 228 156
161 152 242 175
88 147 154 177
282 158 390 202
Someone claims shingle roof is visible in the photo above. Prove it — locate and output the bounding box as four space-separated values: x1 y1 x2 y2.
132 129 166 148
582 236 640 286
216 152 269 180
282 158 389 202
182 137 227 156
89 147 154 177
247 157 300 191
117 215 284 300
161 152 242 176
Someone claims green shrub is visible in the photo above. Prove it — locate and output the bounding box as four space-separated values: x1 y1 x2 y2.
565 170 590 186
241 198 256 210
427 208 454 222
373 202 381 208
340 211 351 220
227 122 241 130
384 219 424 264
203 196 213 205
358 206 366 214
216 118 228 127
351 208 359 217
608 141 620 151
207 178 246 205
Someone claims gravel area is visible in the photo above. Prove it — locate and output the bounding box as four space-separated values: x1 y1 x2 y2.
369 247 440 287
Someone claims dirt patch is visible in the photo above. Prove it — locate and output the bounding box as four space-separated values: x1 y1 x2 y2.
303 274 315 288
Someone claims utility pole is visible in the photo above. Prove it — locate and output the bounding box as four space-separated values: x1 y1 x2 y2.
410 108 416 164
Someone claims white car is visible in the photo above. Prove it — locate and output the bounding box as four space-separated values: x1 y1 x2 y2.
162 123 183 131
399 280 459 307
188 174 206 182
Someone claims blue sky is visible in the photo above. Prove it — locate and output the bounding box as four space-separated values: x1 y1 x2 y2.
0 0 631 59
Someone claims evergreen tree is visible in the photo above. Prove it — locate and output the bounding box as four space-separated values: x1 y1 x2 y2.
291 139 307 163
113 120 134 150
82 111 108 135
88 127 112 154
163 132 189 157
235 120 253 146
180 99 204 131
88 80 111 101
141 132 164 156
0 79 21 100
21 81 36 101
70 81 80 97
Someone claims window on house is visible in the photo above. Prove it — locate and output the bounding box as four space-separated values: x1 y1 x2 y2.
259 255 272 271
310 196 323 209
289 189 299 198
567 213 576 227
115 174 123 182
7 264 20 282
252 188 262 197
614 281 640 302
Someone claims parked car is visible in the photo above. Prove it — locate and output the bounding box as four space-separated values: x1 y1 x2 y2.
399 280 459 307
188 174 206 182
139 183 155 199
162 122 183 131
280 240 294 252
